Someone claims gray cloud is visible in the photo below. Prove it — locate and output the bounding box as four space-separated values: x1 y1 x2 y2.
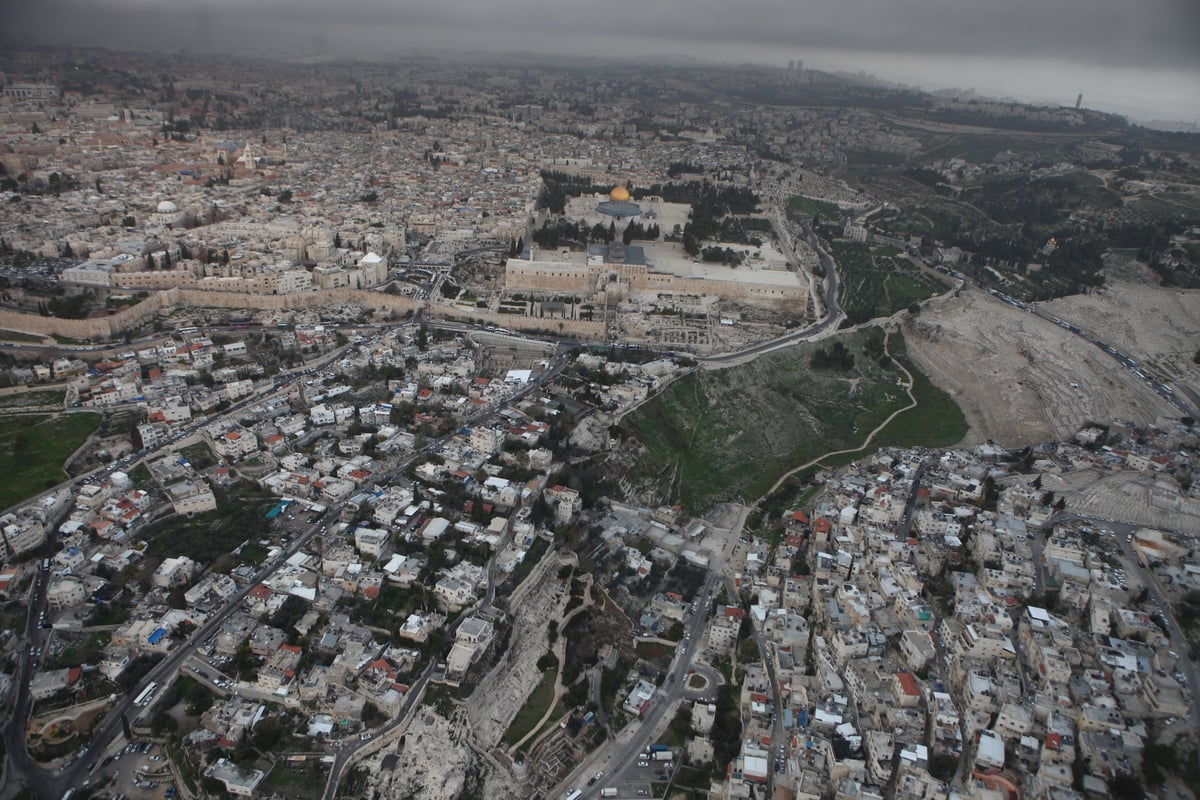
6 0 1199 117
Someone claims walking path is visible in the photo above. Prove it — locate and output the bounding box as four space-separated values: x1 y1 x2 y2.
759 329 916 501
509 574 595 754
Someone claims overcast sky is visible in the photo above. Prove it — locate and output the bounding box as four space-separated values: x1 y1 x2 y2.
10 0 1200 122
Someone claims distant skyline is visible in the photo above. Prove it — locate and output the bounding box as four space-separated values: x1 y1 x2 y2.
8 0 1200 124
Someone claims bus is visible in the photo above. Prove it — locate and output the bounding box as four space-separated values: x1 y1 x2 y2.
133 682 158 707
564 791 583 800
177 326 199 335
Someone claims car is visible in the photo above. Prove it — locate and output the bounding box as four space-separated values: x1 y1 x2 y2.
360 733 372 741
637 760 649 767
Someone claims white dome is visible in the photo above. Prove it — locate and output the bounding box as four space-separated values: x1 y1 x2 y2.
156 200 178 214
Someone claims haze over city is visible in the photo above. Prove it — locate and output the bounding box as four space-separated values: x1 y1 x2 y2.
9 0 1200 124
2 3 1200 800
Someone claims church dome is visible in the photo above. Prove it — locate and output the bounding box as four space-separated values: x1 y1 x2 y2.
156 200 178 214
609 186 631 202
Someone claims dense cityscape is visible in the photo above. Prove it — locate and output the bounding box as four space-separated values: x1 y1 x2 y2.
0 38 1198 800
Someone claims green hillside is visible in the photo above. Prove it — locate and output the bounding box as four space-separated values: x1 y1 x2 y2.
624 328 965 513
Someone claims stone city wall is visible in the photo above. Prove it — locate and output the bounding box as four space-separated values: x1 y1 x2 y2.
0 287 424 341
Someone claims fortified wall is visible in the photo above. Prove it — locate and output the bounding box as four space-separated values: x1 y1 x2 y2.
0 288 424 341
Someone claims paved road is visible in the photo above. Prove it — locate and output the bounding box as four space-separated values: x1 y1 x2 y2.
565 573 722 800
320 660 439 800
319 494 523 796
947 271 1196 421
1049 513 1200 736
6 493 351 800
699 226 844 368
562 503 755 800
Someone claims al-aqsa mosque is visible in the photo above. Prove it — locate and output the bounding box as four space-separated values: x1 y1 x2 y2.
597 185 642 220
505 179 807 311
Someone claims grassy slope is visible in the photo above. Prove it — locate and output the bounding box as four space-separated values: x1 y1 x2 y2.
502 666 559 747
0 413 100 509
626 329 967 513
873 331 969 448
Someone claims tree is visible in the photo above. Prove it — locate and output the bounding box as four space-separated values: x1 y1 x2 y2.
150 709 178 737
186 682 214 716
250 715 287 751
1108 772 1143 800
361 701 386 727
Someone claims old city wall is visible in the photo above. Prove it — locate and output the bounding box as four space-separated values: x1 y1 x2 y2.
0 290 173 340
0 287 423 341
173 287 422 317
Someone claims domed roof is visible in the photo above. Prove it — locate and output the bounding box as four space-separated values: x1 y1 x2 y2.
609 185 631 202
156 200 178 214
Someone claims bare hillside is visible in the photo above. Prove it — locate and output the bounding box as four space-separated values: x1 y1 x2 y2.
903 286 1176 446
1039 281 1200 395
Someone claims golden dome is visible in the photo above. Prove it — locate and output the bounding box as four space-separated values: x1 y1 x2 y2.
609 185 631 202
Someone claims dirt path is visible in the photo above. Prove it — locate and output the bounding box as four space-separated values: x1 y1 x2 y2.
759 328 916 501
508 575 595 754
